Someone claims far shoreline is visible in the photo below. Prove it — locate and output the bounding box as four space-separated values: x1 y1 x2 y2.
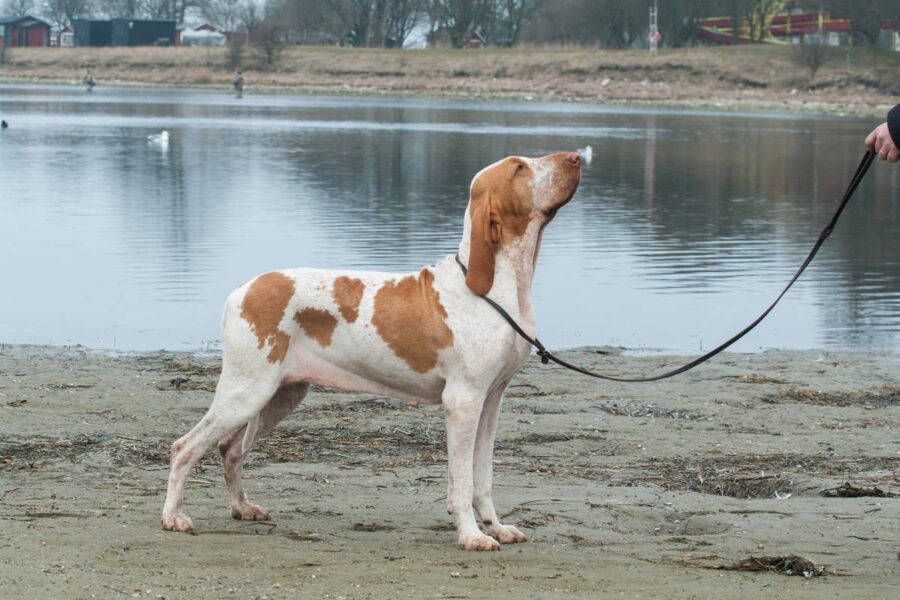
1 44 897 119
0 76 891 119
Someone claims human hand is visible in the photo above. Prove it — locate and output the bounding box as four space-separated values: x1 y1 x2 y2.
865 122 900 162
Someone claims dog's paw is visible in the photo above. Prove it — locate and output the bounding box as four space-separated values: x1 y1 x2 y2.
458 532 501 551
230 502 271 521
162 512 196 534
486 523 527 544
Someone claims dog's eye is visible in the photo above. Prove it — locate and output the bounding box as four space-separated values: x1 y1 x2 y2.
515 163 525 175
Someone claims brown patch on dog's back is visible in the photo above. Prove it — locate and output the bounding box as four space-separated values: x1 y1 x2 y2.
332 276 365 323
294 308 338 347
372 269 453 373
240 272 295 363
266 331 291 363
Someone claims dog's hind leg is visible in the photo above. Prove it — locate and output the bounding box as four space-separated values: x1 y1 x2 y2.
218 381 310 521
162 369 282 534
473 383 526 544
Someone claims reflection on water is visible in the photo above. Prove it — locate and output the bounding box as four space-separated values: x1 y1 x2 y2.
0 84 898 352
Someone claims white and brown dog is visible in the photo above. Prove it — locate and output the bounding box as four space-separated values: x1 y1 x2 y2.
162 151 582 550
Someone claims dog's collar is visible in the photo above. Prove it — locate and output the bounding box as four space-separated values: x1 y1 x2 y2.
454 254 468 276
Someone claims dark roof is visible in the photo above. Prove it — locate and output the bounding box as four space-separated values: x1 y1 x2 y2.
0 15 52 28
110 18 177 25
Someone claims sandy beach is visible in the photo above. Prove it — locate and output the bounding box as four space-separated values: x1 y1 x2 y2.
0 344 897 598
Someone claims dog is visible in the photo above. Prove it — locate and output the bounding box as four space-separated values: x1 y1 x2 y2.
162 151 582 550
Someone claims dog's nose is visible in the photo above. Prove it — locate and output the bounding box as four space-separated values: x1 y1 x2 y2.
565 152 581 166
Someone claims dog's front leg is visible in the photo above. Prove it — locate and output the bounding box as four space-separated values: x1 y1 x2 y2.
443 384 500 551
473 386 527 545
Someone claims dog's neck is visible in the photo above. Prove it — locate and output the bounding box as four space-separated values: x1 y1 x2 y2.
457 212 544 318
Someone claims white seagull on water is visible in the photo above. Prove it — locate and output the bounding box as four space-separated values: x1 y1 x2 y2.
147 130 170 149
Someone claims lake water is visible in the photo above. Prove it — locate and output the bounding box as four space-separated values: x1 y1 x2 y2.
1 83 898 354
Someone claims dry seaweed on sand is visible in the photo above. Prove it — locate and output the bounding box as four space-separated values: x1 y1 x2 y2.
0 435 170 470
351 522 395 532
695 473 795 499
596 401 701 421
722 373 789 384
597 454 897 498
821 482 899 498
716 555 828 578
156 377 216 392
138 354 222 377
764 386 899 408
258 422 447 467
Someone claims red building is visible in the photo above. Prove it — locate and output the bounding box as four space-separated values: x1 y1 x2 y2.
465 31 485 49
0 15 52 47
696 11 897 46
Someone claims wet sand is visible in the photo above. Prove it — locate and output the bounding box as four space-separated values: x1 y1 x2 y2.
0 344 898 598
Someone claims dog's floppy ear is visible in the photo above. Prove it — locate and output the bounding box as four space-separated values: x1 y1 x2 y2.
466 189 499 296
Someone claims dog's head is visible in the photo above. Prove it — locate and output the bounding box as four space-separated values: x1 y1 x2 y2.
465 152 581 296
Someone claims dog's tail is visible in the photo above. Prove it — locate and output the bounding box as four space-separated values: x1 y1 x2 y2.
241 413 260 455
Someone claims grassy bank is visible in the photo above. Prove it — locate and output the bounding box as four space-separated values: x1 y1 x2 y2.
1 44 899 114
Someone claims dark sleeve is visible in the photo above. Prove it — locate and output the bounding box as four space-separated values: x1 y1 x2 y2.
889 104 900 147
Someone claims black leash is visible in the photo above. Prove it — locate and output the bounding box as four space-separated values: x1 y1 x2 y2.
456 150 876 382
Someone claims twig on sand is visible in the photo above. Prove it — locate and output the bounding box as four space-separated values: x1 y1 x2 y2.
500 498 566 519
243 521 277 532
716 555 829 578
821 482 899 498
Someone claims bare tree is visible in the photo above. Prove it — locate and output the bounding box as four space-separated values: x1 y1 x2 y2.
269 0 342 44
143 0 177 18
748 0 780 42
104 0 146 18
174 0 196 22
794 40 830 78
43 0 93 28
428 0 491 48
241 0 264 43
385 0 423 46
172 0 900 51
141 0 195 22
312 0 424 48
2 0 35 17
199 0 243 30
302 0 357 46
592 0 645 49
831 0 895 46
521 0 589 46
256 22 285 65
342 0 384 47
487 0 542 46
658 0 715 47
723 0 756 44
